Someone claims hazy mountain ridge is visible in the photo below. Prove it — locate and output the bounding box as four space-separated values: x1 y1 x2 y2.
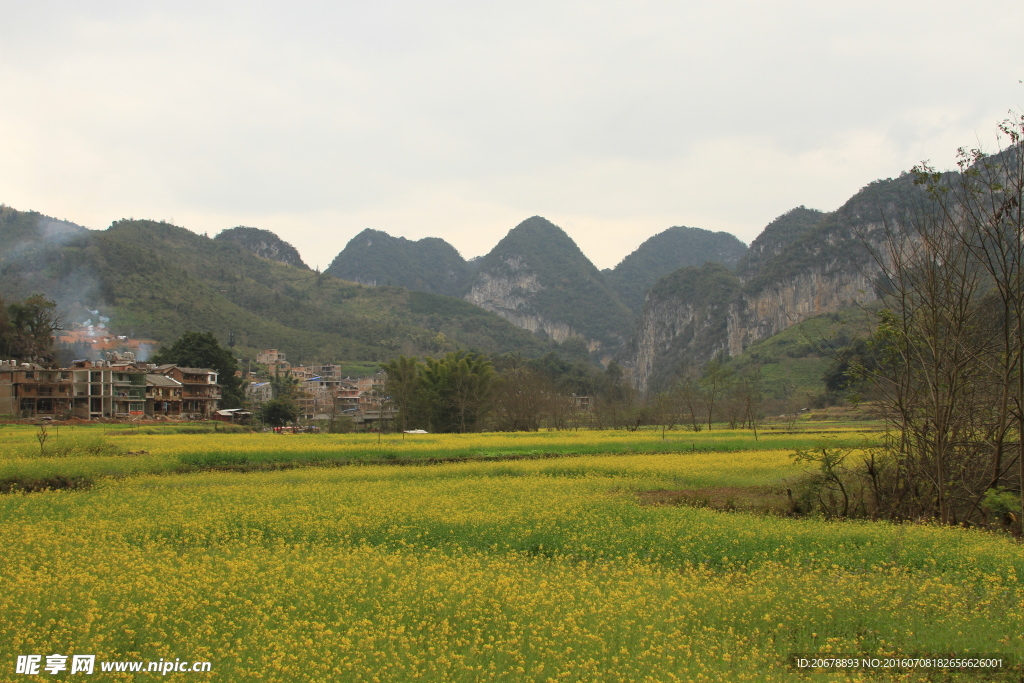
325 218 748 355
2 161 952 393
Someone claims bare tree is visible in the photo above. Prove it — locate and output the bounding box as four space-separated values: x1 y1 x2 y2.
699 354 732 431
842 113 1024 526
493 367 548 431
673 373 705 432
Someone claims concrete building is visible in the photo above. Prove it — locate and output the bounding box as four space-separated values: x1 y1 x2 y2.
246 381 273 405
153 366 221 419
146 373 183 417
256 349 286 365
0 359 147 419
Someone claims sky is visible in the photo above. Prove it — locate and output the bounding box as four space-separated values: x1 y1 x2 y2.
1 1 1022 271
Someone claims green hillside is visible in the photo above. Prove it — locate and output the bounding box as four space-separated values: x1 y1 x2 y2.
0 208 549 364
736 206 824 280
605 226 747 313
472 216 635 350
214 226 309 269
632 178 925 395
326 229 476 298
723 309 871 403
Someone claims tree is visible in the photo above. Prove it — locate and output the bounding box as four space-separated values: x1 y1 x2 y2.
731 367 763 436
382 355 421 431
699 353 732 431
270 369 300 401
845 112 1024 525
151 331 244 407
261 398 299 427
590 361 641 430
419 351 495 433
0 295 64 365
492 367 550 431
674 373 705 432
935 120 1024 524
645 390 687 439
381 351 495 433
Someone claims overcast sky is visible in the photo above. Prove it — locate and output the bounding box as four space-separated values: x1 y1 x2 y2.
1 1 1021 270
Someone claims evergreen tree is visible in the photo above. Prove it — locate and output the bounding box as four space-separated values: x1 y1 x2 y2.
151 331 244 408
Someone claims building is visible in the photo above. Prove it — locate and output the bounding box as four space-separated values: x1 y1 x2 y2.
107 365 148 418
246 381 273 405
0 362 75 418
154 366 221 418
0 354 224 421
356 374 386 411
334 380 360 415
257 349 291 376
0 359 148 419
256 349 286 365
288 365 316 381
146 373 183 417
213 408 253 424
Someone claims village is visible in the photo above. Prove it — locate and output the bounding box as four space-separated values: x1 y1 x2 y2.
0 347 388 428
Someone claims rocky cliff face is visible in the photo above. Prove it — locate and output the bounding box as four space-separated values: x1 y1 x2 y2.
632 263 740 394
632 176 917 392
466 257 582 344
726 267 878 356
633 248 879 393
466 216 634 353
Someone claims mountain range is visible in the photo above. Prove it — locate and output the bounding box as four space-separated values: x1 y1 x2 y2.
326 217 748 360
1 152 967 393
632 178 921 392
0 206 549 365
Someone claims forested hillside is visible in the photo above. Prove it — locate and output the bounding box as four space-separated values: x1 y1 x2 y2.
605 226 747 313
632 173 930 393
215 226 309 269
326 229 476 297
0 208 549 364
735 207 824 280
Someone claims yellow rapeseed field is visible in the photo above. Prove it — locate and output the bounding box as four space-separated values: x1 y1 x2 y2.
0 433 1021 681
0 424 866 482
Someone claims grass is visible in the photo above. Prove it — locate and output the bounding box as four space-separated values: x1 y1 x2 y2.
0 446 1021 681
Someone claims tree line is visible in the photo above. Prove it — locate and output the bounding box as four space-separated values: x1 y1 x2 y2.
381 348 767 435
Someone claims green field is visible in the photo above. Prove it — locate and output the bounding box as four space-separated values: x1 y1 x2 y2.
0 426 1021 681
0 423 872 491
